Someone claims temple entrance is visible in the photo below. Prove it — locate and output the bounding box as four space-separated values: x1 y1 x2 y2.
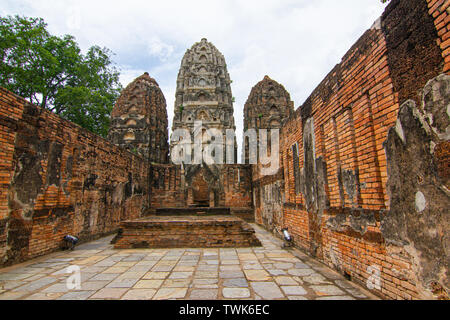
192 170 210 207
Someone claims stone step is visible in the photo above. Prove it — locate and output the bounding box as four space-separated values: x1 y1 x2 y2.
155 207 231 216
112 215 262 249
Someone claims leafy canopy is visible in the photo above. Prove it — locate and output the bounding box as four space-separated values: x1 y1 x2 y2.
0 15 122 137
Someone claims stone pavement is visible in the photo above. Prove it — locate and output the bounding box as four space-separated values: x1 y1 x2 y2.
0 224 379 300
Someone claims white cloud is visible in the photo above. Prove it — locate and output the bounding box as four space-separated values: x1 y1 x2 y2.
147 37 174 62
2 0 388 157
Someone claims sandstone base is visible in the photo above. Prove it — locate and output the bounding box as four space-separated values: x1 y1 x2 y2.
112 215 262 249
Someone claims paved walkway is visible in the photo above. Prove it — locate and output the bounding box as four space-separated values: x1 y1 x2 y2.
0 224 379 300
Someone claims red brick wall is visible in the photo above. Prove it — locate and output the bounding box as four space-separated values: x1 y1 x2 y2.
223 165 253 209
149 164 185 210
254 0 449 299
427 0 450 72
0 88 149 266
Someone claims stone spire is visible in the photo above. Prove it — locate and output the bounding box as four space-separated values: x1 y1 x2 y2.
244 75 294 131
108 73 169 163
243 76 294 162
171 38 237 163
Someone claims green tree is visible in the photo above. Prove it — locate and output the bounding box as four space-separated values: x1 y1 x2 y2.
0 15 122 137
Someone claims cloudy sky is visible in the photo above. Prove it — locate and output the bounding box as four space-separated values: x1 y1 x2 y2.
2 0 388 158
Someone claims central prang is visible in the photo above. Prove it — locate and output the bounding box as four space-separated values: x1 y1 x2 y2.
171 38 238 165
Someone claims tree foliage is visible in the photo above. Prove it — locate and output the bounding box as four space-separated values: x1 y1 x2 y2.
0 15 122 137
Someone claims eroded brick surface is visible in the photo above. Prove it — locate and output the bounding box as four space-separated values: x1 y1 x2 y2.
250 0 449 300
0 88 149 267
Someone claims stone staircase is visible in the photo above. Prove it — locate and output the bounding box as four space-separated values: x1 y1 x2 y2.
112 208 262 249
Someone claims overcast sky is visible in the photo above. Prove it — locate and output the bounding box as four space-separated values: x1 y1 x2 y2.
2 0 388 158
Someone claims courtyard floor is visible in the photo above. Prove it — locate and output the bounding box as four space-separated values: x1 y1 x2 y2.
0 224 379 300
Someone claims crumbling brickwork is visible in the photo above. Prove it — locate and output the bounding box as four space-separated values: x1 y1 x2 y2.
148 164 253 214
244 76 293 232
427 0 450 73
0 88 149 266
252 0 449 300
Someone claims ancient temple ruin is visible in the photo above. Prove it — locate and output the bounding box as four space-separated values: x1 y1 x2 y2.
243 75 294 163
111 39 261 249
0 0 448 300
171 38 237 163
108 73 169 163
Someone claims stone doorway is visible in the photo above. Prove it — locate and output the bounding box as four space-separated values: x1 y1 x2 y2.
192 169 210 207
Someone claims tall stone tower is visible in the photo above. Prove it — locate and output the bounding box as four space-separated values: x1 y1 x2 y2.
171 38 237 164
108 73 169 163
243 75 294 163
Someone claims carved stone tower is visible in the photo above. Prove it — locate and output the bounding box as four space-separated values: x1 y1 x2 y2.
243 75 294 163
171 38 237 164
108 73 169 163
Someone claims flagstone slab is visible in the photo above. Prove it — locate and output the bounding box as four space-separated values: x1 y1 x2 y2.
121 289 156 300
57 291 96 300
188 289 218 300
169 272 193 279
311 285 346 296
143 272 170 280
197 265 219 272
153 288 188 300
243 262 263 270
107 278 138 288
222 288 251 299
0 291 28 300
244 270 271 281
280 286 307 296
25 292 63 300
134 280 164 289
12 277 57 292
223 278 249 288
42 282 71 293
90 273 120 281
162 279 191 288
90 288 128 299
250 282 284 300
81 281 110 291
288 296 309 300
303 273 330 285
103 267 130 274
220 265 241 271
174 266 196 272
288 269 315 277
219 271 245 279
274 276 298 286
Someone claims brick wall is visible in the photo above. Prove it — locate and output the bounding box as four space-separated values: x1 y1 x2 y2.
0 88 150 266
149 164 253 212
427 0 450 72
254 0 449 299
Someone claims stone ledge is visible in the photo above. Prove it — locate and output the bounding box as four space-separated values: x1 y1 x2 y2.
112 215 262 249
